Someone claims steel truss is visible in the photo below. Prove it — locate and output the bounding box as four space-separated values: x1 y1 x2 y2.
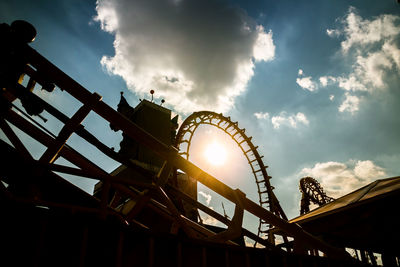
299 177 334 215
176 111 287 243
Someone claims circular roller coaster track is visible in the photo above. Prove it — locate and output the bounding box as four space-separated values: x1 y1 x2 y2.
175 111 287 241
299 176 335 215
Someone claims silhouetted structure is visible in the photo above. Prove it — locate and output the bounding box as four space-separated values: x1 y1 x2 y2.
2 20 395 266
110 92 178 169
293 176 400 266
299 177 334 215
175 111 288 245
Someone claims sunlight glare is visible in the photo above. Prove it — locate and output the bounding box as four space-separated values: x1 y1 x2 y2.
204 141 227 166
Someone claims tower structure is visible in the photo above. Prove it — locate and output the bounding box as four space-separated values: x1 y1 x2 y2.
95 93 199 221
110 92 178 171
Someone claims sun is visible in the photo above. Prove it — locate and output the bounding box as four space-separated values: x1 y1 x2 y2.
204 141 227 166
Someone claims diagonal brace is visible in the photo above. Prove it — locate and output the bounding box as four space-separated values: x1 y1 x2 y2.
39 93 101 163
207 189 245 243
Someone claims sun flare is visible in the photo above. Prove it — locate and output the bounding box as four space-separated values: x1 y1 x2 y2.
204 141 227 166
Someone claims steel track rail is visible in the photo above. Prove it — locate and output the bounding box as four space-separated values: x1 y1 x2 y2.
175 111 287 243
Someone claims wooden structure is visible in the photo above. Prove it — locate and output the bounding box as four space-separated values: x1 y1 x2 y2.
0 20 364 266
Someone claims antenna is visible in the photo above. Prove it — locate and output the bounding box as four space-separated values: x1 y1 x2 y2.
150 89 154 102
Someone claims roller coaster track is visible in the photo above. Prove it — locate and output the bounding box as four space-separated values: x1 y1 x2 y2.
0 20 353 262
299 176 334 215
175 111 288 242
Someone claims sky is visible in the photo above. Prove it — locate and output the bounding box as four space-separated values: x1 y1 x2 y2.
1 0 400 235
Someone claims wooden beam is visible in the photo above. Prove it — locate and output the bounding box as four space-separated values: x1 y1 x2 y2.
207 189 244 243
39 92 101 163
125 189 152 221
156 161 173 186
155 186 196 238
0 118 32 158
4 109 156 198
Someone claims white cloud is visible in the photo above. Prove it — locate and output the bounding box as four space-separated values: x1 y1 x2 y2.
329 94 335 101
354 51 393 89
296 69 317 91
95 0 275 114
319 76 328 87
337 75 367 92
338 92 360 114
271 116 286 129
254 111 269 120
326 28 340 37
339 8 400 53
301 160 386 198
201 213 219 226
354 160 385 179
296 77 317 91
253 26 275 62
271 112 309 129
95 0 119 32
295 112 309 125
383 41 400 69
323 8 400 114
198 191 212 206
319 76 336 87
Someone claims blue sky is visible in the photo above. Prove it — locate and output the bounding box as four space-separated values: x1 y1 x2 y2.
1 0 400 233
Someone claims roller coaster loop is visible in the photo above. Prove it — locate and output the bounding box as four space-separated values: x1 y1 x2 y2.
175 111 288 243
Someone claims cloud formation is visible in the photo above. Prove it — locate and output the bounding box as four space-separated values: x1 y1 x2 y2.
319 76 336 87
338 92 360 114
197 191 220 225
271 112 309 129
296 69 317 91
301 8 400 115
301 160 386 198
337 8 400 54
198 191 212 206
95 0 275 114
253 111 269 120
323 8 400 113
199 210 219 226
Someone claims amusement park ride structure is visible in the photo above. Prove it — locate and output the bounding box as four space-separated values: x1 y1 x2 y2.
299 177 334 215
175 111 288 244
1 20 392 266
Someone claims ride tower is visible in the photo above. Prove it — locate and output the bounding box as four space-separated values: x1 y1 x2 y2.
95 91 199 222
